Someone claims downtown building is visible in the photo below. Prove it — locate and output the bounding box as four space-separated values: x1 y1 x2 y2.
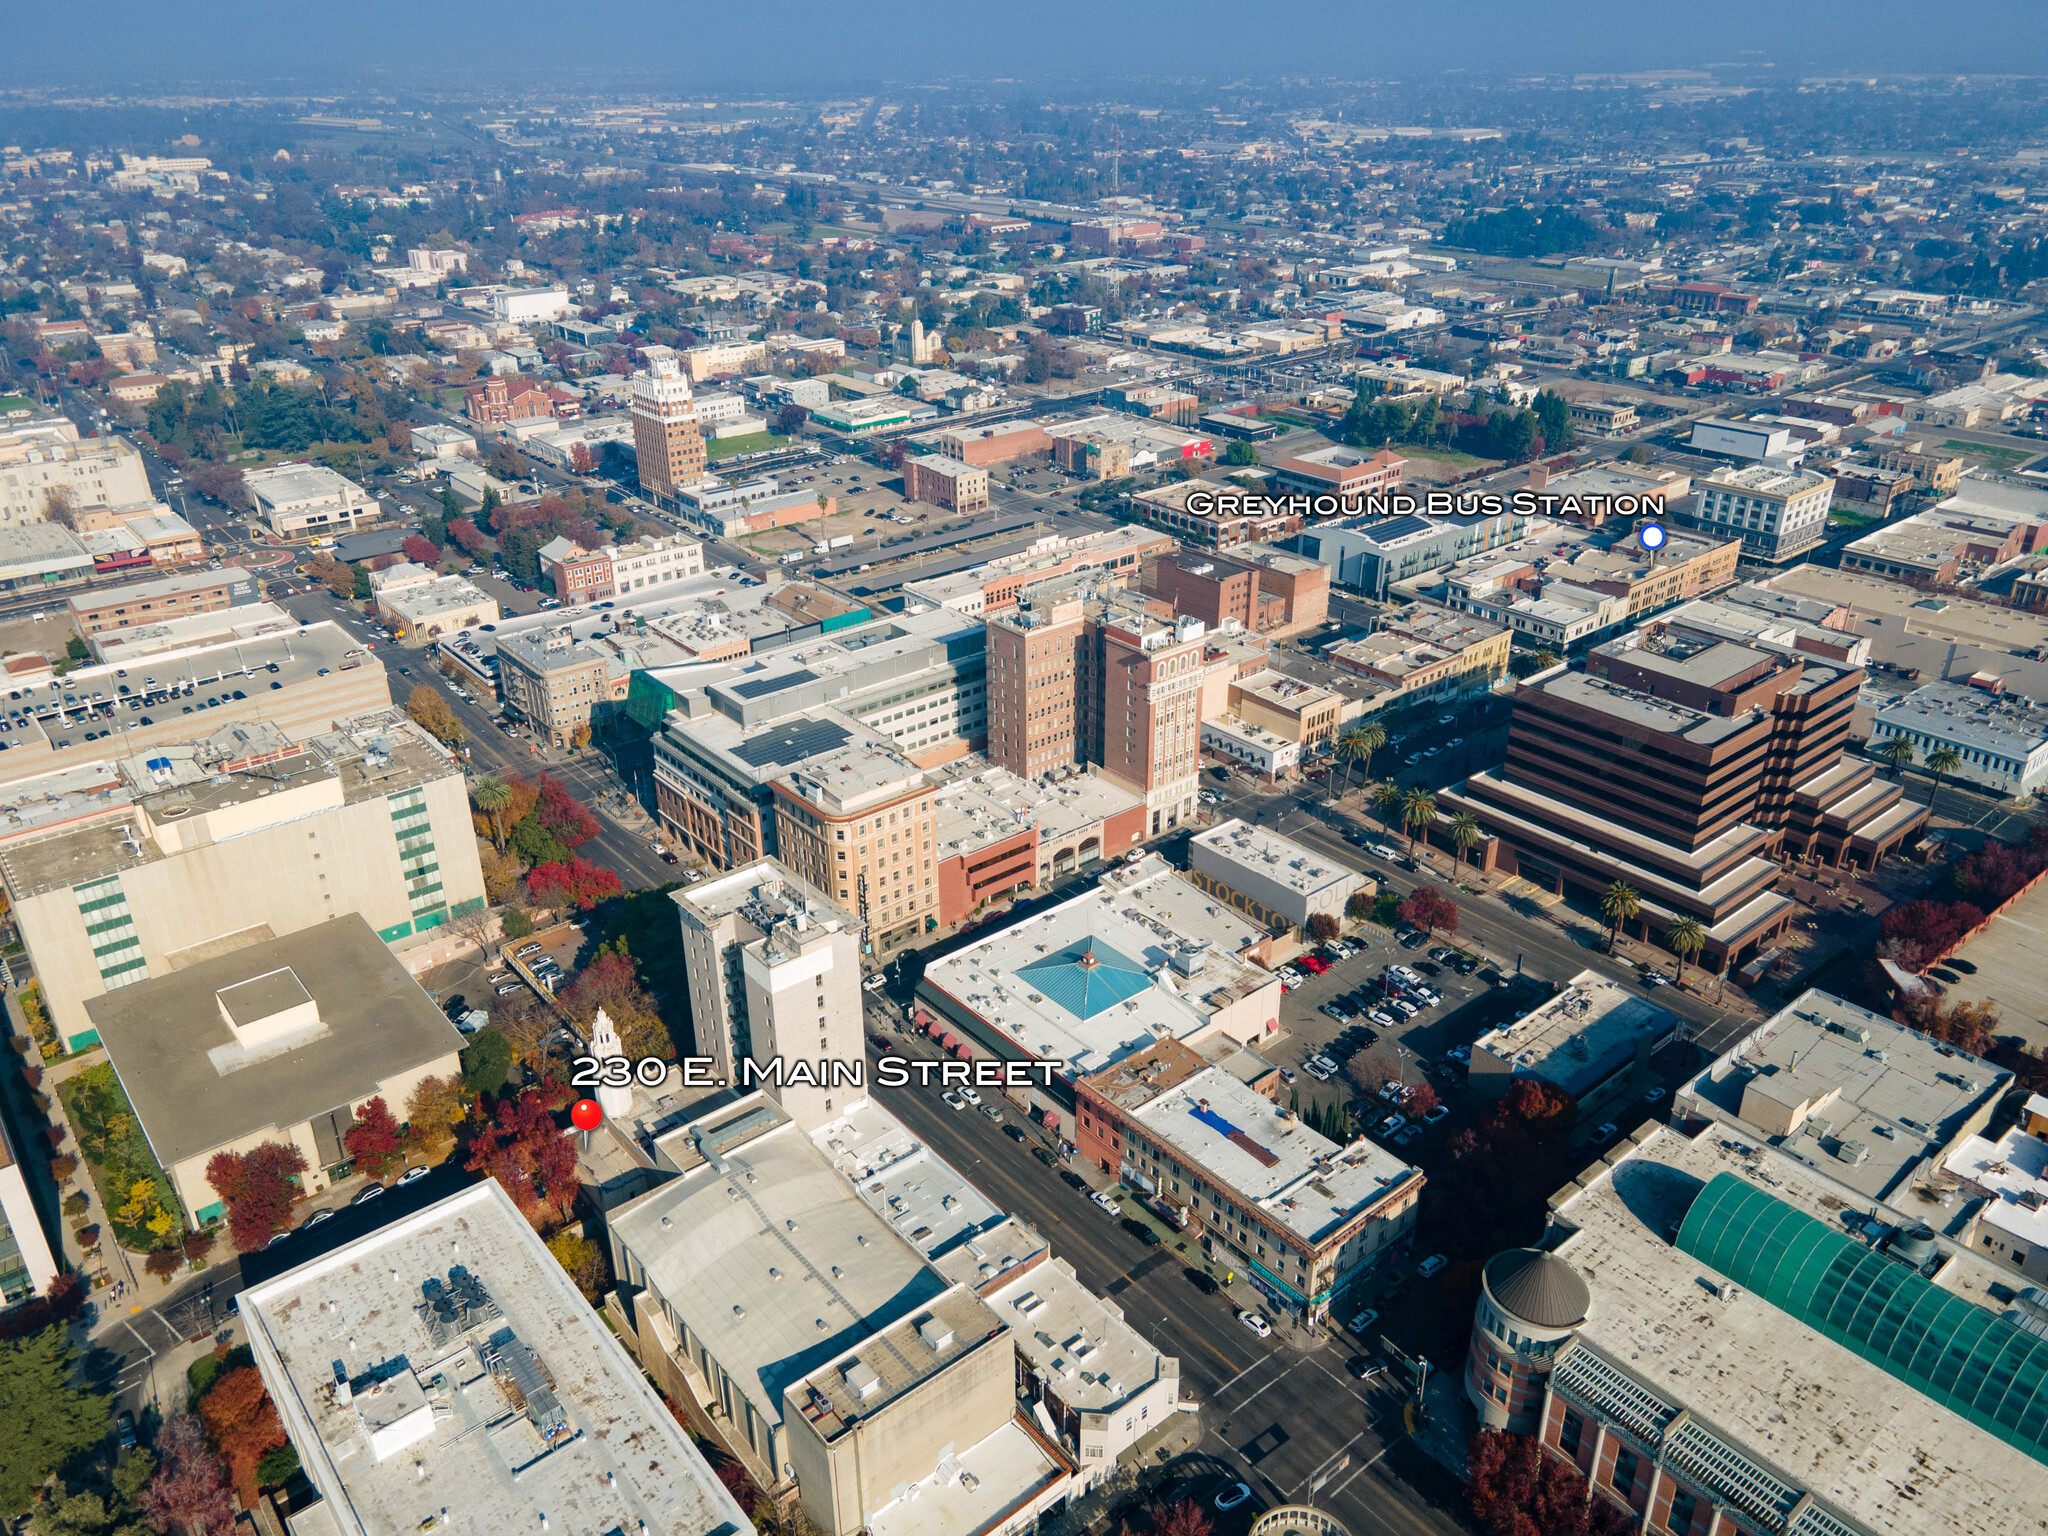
985 582 1210 839
1465 1111 2048 1536
629 344 710 512
1439 603 1924 973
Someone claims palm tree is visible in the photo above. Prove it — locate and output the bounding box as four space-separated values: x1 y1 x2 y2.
1449 811 1481 873
1337 723 1385 796
1925 743 1962 823
1875 735 1916 780
1403 787 1437 859
472 775 512 851
1373 780 1403 831
1600 880 1640 955
1665 915 1706 987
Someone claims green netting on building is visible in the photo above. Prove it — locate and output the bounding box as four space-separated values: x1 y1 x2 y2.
1675 1171 2048 1465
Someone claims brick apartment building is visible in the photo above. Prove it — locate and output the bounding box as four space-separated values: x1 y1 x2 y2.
906 455 990 513
1145 547 1330 639
464 374 554 426
937 420 1052 468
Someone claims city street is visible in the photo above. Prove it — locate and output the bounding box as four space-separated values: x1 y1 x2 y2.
866 1009 1472 1536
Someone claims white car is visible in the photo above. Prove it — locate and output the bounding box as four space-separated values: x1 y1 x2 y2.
861 973 887 992
1215 1483 1254 1512
395 1165 431 1186
1348 1308 1379 1335
1304 1059 1334 1081
1237 1309 1273 1339
960 1087 982 1107
942 1090 966 1110
1091 1190 1119 1215
1417 1254 1447 1278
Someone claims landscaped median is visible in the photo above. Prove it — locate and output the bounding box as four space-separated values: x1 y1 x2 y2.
57 1061 178 1253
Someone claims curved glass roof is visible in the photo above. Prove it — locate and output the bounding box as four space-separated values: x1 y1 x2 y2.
1016 939 1153 1021
1676 1171 2048 1466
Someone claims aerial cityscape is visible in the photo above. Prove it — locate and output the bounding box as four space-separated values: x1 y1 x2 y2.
4 12 2048 1536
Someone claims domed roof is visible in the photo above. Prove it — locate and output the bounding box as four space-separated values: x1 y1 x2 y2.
1484 1248 1591 1330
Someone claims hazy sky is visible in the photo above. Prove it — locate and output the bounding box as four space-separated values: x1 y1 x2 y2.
3 0 2046 91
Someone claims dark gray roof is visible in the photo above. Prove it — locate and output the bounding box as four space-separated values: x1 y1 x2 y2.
87 914 466 1170
1484 1248 1592 1330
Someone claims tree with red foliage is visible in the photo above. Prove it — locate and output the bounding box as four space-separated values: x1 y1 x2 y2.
1466 1430 1633 1536
1151 1498 1215 1536
1397 885 1459 939
448 517 490 557
142 1413 234 1536
464 1089 578 1227
401 534 442 567
205 1140 308 1253
527 856 622 911
1406 1082 1442 1118
343 1096 403 1179
561 944 670 1059
198 1366 288 1508
1879 898 1985 973
533 774 600 850
0 1270 85 1339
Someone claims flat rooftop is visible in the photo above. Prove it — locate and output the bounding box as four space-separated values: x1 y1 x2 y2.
1678 987 2008 1202
608 1101 952 1435
924 759 1141 850
985 1256 1177 1413
1190 819 1360 900
1539 670 1755 746
863 1419 1067 1536
1874 681 2048 757
1129 1064 1419 1246
1767 564 2048 652
810 1098 1012 1268
1472 970 1678 1098
920 853 1279 1078
237 1179 751 1536
1551 1124 2048 1536
84 913 464 1171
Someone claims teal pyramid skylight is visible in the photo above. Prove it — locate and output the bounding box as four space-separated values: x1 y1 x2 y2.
1017 939 1154 1020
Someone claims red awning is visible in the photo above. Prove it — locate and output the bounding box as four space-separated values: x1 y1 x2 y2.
912 1009 933 1028
1041 1112 1061 1133
941 1033 959 1052
953 1040 974 1059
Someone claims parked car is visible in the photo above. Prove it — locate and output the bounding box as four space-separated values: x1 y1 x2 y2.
960 1087 983 1107
1032 1146 1059 1168
352 1183 386 1204
1215 1483 1254 1512
1423 1105 1451 1125
1417 1254 1448 1278
1090 1190 1120 1215
1348 1308 1380 1335
942 1090 966 1110
396 1165 431 1186
116 1411 137 1450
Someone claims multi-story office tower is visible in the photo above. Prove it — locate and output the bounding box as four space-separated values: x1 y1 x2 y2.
986 583 1208 836
628 345 708 508
773 742 939 953
1440 609 1924 972
671 860 865 1132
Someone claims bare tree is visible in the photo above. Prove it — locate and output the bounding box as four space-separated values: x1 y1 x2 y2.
42 484 77 530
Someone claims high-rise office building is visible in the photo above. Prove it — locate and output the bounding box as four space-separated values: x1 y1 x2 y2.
985 583 1209 836
629 345 707 510
1440 606 1923 972
671 860 866 1132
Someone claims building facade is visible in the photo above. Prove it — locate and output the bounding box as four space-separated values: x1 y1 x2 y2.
630 346 709 509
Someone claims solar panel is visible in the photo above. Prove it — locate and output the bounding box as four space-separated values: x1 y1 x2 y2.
732 718 851 769
730 668 819 700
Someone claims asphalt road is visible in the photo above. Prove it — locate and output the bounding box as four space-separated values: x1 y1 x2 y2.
865 1008 1471 1536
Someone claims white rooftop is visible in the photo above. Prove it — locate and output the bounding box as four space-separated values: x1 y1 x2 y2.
986 1256 1177 1413
1190 819 1362 900
920 853 1280 1079
236 1180 751 1536
1472 970 1680 1100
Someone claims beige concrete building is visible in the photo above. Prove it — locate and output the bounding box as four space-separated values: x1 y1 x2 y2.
496 625 613 746
773 743 939 954
85 914 464 1223
0 713 484 1052
671 860 867 1131
0 415 154 527
245 462 379 540
629 345 709 509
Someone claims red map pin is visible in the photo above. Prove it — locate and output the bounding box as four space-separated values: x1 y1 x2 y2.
570 1099 604 1132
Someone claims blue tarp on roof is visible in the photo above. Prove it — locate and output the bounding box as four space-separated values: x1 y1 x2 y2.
1017 939 1153 1021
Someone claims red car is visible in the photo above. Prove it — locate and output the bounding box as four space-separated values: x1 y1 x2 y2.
1299 955 1330 975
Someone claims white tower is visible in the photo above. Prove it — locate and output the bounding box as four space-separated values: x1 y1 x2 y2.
589 1007 635 1122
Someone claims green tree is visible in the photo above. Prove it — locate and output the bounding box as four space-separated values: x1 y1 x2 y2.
1924 743 1962 821
1875 735 1916 780
1373 780 1404 830
1665 915 1706 987
1402 787 1437 858
460 1026 516 1098
1600 880 1641 954
1532 390 1575 453
1337 723 1386 796
1222 440 1260 466
0 1327 110 1514
1449 811 1482 872
471 775 512 850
